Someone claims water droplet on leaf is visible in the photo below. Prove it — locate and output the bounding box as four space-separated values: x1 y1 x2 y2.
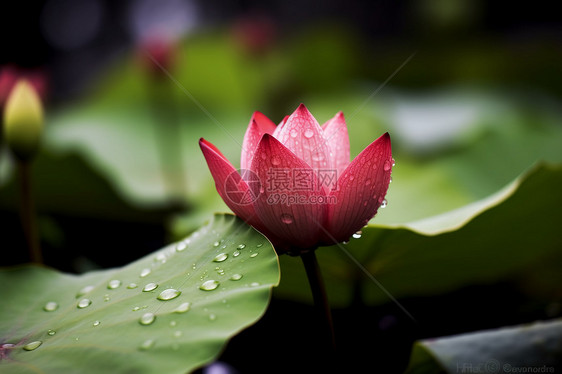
139 339 155 350
176 241 188 252
213 253 228 262
250 253 258 258
43 301 58 312
139 313 156 325
237 244 246 250
208 313 217 321
127 283 138 289
352 231 362 239
140 268 151 278
47 330 56 336
76 285 94 298
93 321 100 327
157 288 181 301
77 299 92 309
23 341 42 351
174 302 191 313
143 283 158 292
107 280 121 289
233 250 240 257
200 280 219 291
230 274 243 281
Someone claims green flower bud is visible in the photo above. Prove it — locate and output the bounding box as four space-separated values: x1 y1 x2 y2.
3 80 44 161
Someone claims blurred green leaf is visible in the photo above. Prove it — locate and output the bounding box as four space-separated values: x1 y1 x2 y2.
275 163 562 306
404 319 562 374
0 214 279 374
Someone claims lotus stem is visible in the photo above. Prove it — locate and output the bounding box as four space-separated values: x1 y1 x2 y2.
301 249 336 353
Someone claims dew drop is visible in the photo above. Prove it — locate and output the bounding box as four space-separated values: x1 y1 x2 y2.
383 160 391 171
93 321 100 327
143 283 158 292
140 268 151 278
174 302 191 313
107 279 121 289
43 301 58 312
352 231 362 239
233 250 240 257
304 129 314 138
213 253 228 262
77 299 92 309
250 253 258 258
230 274 243 281
176 243 187 252
380 199 388 208
280 213 294 224
23 341 42 351
237 244 246 250
157 288 181 301
199 280 220 291
139 313 156 325
47 329 56 336
127 283 138 289
76 285 94 298
139 339 155 350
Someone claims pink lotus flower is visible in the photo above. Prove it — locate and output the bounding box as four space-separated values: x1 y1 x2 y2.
200 104 392 253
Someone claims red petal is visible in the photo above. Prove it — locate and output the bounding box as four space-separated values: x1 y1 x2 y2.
326 133 392 243
199 138 264 230
322 111 350 176
251 134 327 249
274 104 332 170
241 111 277 170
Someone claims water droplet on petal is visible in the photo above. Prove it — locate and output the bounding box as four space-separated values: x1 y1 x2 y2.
230 274 243 281
76 285 94 298
391 158 396 167
304 129 314 138
77 299 92 309
47 329 56 336
384 160 391 171
127 283 138 289
237 244 246 250
140 268 151 278
213 253 228 262
143 283 158 292
43 301 58 312
290 129 298 138
157 288 181 301
199 280 220 291
272 156 281 165
23 341 42 351
139 339 155 350
380 199 388 208
349 175 355 181
174 302 191 313
389 177 393 183
139 313 156 325
311 153 324 162
280 213 293 224
364 178 371 186
107 279 121 289
352 231 362 239
93 321 100 327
